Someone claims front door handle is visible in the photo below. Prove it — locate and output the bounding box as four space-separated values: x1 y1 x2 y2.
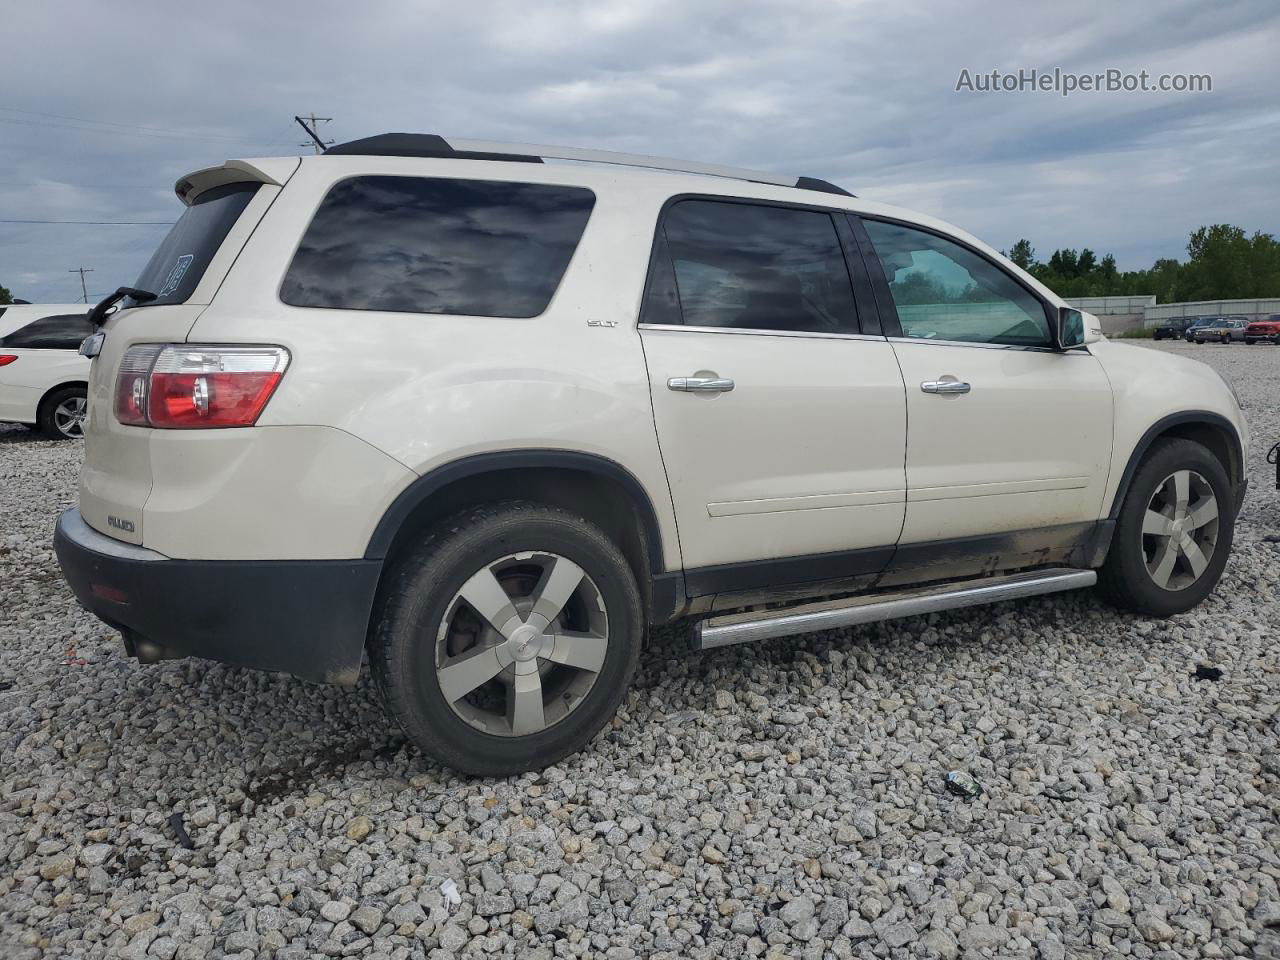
921 379 971 395
668 376 735 393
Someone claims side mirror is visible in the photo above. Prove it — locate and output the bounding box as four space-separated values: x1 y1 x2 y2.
1055 307 1102 349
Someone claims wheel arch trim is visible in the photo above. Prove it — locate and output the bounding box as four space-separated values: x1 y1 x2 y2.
1107 411 1244 520
363 449 669 572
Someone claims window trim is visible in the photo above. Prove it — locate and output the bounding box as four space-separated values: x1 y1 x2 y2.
276 173 597 320
637 192 872 338
852 213 1059 351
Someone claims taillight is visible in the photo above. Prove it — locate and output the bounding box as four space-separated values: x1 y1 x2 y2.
114 345 289 428
0 355 17 366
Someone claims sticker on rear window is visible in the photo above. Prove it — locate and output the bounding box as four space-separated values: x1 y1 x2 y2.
157 254 195 297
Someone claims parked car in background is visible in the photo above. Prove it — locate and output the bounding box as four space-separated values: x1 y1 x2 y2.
53 134 1249 775
1244 315 1280 344
1183 317 1215 342
0 304 93 438
1194 317 1249 344
1153 317 1192 340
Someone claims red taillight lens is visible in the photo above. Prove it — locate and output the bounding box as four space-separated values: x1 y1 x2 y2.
0 355 17 366
114 345 289 429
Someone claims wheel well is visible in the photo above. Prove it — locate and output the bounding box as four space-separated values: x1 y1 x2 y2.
1160 422 1240 493
373 463 661 613
39 381 88 407
37 381 88 416
1111 414 1243 518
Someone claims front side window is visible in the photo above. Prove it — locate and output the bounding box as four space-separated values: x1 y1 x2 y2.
649 199 858 334
131 182 261 307
0 313 93 350
280 177 595 318
862 219 1051 347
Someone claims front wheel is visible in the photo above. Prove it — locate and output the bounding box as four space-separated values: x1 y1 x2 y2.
370 501 644 776
1245 338 1256 345
1097 438 1234 617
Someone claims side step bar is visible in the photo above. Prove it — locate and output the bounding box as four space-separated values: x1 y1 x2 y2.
694 567 1097 649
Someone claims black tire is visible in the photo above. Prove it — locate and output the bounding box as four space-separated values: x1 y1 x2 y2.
1097 438 1234 617
1245 339 1256 345
37 385 87 440
369 501 644 776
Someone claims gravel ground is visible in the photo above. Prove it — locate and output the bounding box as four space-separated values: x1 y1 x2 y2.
1 340 1278 960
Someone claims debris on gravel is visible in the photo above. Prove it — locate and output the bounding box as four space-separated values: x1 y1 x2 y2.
1 341 1278 959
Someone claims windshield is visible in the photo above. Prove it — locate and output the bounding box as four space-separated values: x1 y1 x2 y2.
126 182 260 307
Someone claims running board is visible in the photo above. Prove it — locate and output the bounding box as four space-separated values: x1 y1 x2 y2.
694 567 1097 649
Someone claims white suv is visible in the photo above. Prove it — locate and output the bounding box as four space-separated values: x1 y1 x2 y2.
0 303 93 438
54 134 1249 775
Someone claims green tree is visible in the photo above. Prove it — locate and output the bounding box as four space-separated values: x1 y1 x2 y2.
0 283 11 305
1005 239 1037 270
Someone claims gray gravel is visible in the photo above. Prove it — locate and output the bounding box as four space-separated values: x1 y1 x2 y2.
2 340 1278 960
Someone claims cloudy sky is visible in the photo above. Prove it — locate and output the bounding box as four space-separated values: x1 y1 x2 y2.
2 0 1277 303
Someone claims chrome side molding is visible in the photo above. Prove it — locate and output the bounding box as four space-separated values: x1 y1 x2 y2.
694 567 1097 649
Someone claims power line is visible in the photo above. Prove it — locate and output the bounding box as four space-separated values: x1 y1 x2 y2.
295 114 333 154
0 218 173 225
0 105 272 144
0 114 276 148
68 266 94 303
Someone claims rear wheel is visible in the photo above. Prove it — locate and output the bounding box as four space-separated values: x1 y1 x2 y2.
1246 338 1256 345
1097 439 1233 617
370 501 644 776
38 386 87 440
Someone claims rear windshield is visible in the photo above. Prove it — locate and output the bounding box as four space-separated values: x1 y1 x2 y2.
0 312 93 350
280 176 595 318
128 182 260 307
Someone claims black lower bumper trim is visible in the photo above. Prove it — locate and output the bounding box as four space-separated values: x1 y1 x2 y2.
54 509 381 685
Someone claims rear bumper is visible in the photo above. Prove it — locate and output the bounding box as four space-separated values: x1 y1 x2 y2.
53 508 381 684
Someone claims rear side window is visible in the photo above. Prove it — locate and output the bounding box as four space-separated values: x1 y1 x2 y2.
0 313 93 350
646 199 858 334
280 177 596 318
130 182 260 307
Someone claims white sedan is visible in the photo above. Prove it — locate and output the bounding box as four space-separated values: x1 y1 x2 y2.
0 304 93 439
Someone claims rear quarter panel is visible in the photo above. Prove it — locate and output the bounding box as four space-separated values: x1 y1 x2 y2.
185 157 684 569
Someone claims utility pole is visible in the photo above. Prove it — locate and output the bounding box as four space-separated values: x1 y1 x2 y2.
68 266 94 303
295 114 333 154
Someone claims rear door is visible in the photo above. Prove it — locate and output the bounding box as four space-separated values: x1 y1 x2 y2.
80 161 297 544
638 197 907 595
854 215 1113 576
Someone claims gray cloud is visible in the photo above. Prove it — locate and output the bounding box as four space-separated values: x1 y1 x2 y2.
2 0 1277 302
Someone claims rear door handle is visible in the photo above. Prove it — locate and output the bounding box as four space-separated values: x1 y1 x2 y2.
668 377 735 393
921 380 971 395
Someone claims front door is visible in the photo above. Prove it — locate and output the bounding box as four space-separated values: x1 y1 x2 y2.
638 198 908 594
855 216 1113 570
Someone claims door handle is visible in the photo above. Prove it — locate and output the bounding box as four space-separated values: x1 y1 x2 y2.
921 380 971 395
668 377 735 393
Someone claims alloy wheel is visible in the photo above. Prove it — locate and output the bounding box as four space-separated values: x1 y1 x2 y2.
53 396 87 438
1141 470 1220 591
434 551 609 736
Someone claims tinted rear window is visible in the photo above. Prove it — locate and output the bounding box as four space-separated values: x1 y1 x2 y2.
0 312 93 350
280 177 595 318
650 199 858 334
129 182 260 307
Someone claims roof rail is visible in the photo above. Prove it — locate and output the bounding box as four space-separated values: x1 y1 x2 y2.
324 134 854 197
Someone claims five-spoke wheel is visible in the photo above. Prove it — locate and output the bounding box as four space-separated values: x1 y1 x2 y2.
371 502 643 776
1140 470 1219 591
436 551 610 737
1099 438 1234 617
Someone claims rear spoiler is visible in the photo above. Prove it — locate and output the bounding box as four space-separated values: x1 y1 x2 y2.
174 157 301 206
